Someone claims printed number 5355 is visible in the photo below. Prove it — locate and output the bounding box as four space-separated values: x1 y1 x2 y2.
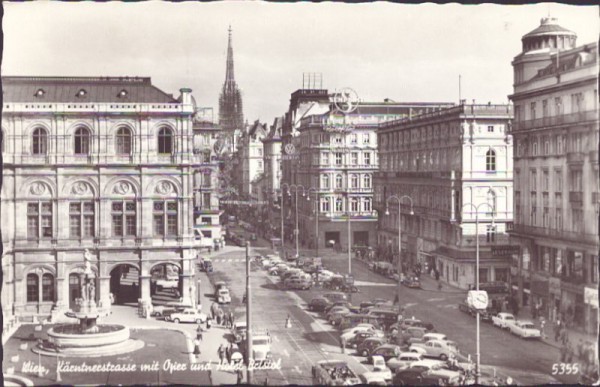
552 363 579 375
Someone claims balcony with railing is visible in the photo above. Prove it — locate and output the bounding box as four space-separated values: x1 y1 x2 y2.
510 223 597 245
566 152 585 165
513 110 598 132
569 191 583 204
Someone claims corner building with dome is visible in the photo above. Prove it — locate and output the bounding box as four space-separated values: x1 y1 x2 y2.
1 76 200 326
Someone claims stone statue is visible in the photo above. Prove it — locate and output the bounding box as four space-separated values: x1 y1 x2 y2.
84 249 93 275
88 283 95 302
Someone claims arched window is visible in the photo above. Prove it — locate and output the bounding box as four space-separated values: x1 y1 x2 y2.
115 127 132 155
363 174 371 189
42 273 54 302
351 174 358 189
335 174 343 189
32 128 48 155
351 198 359 212
74 127 91 155
158 127 173 155
335 198 343 212
486 149 496 171
27 273 39 302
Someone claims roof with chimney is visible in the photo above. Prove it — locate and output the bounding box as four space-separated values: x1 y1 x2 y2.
2 76 178 103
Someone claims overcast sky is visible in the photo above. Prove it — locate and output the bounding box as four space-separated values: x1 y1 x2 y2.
3 2 598 123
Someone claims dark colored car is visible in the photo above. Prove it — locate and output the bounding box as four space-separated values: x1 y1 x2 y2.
393 368 441 386
308 297 331 312
398 319 434 332
356 337 387 357
401 276 422 289
346 331 376 348
368 344 401 362
325 301 360 315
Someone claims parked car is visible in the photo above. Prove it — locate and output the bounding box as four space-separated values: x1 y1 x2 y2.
170 308 207 324
358 372 388 386
397 318 434 332
217 288 232 304
346 331 377 348
508 320 542 339
285 278 313 290
323 291 348 303
368 344 402 363
356 337 387 357
401 276 422 289
492 312 516 329
325 301 360 315
341 325 383 341
409 339 457 360
386 351 424 372
371 355 393 382
308 297 332 312
152 301 192 319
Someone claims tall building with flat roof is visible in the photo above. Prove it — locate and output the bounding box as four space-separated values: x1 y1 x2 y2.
375 103 513 292
508 17 599 334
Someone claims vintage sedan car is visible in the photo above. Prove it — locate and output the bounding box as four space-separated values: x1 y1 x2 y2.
308 297 332 312
217 288 232 304
368 344 402 363
285 278 313 290
346 331 377 348
341 326 384 341
401 276 422 289
398 318 435 332
342 323 379 334
508 320 542 339
170 308 207 324
409 339 457 360
326 306 350 320
492 312 516 329
386 351 424 372
356 337 387 357
358 372 388 386
151 301 193 318
371 355 393 382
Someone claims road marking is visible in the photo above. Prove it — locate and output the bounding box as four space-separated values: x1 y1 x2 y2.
426 297 445 302
272 335 280 342
404 302 417 308
283 349 290 357
354 280 395 287
294 365 302 374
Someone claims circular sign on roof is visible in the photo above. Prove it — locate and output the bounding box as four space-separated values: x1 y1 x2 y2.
332 87 360 114
284 143 296 155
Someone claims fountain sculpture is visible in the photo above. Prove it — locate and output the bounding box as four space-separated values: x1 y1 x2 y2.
35 250 143 357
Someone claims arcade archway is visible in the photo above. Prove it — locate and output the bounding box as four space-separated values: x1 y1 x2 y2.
150 262 182 304
109 264 140 305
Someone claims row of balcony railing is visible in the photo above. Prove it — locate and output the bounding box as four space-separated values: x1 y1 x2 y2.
513 110 598 132
510 222 598 245
10 235 197 249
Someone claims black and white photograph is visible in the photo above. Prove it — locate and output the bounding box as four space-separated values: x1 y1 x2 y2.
1 1 598 386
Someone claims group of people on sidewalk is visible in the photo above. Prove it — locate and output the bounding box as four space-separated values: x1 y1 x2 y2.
210 302 236 328
554 321 598 381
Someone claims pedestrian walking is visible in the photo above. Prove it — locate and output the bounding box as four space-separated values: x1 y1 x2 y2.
196 325 204 341
554 319 561 342
216 310 222 326
229 311 235 326
218 344 225 364
206 316 212 330
210 302 217 320
223 313 229 328
539 317 546 339
340 337 346 354
193 338 201 358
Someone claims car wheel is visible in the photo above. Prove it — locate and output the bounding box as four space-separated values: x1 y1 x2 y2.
173 318 180 324
196 319 203 324
439 354 448 361
362 349 369 357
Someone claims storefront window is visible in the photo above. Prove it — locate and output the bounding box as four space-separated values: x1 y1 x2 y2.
543 247 551 272
495 268 509 282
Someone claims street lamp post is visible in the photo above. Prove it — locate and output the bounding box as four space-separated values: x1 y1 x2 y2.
279 188 285 260
461 202 495 386
307 188 320 258
385 195 414 310
281 183 305 259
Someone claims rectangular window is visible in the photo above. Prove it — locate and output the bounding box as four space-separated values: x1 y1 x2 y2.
542 170 549 191
542 99 548 117
363 198 371 212
592 255 599 283
556 208 563 230
364 152 371 165
486 226 496 243
202 172 211 187
321 152 329 165
487 125 494 133
554 97 563 115
203 193 211 208
321 197 330 212
530 169 537 191
530 102 536 120
351 199 359 212
27 202 52 239
572 209 583 233
153 201 178 237
543 207 550 228
42 275 54 302
363 133 370 144
351 152 358 165
27 275 39 302
334 136 343 144
112 201 136 237
335 153 343 165
350 134 357 144
571 170 583 191
70 201 94 238
555 169 562 192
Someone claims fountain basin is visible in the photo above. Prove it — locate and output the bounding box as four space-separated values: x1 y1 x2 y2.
48 324 129 348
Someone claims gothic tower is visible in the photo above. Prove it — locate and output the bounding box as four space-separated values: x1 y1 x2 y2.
218 26 244 134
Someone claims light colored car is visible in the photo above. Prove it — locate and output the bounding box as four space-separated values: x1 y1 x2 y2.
359 372 387 386
492 312 516 329
371 355 393 381
217 288 232 304
407 359 446 372
170 308 207 324
341 326 382 341
386 351 423 372
422 333 447 342
285 278 313 290
508 320 542 339
151 301 193 318
342 323 378 334
409 339 457 360
231 321 247 343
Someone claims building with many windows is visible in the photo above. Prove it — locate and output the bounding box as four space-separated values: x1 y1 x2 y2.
192 114 225 251
281 87 452 249
239 120 268 198
1 76 198 327
375 103 513 290
508 17 599 334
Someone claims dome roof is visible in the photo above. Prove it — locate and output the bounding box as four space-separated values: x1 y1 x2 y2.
523 17 576 39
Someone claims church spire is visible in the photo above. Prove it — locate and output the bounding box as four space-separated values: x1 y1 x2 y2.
219 26 244 133
225 25 235 89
